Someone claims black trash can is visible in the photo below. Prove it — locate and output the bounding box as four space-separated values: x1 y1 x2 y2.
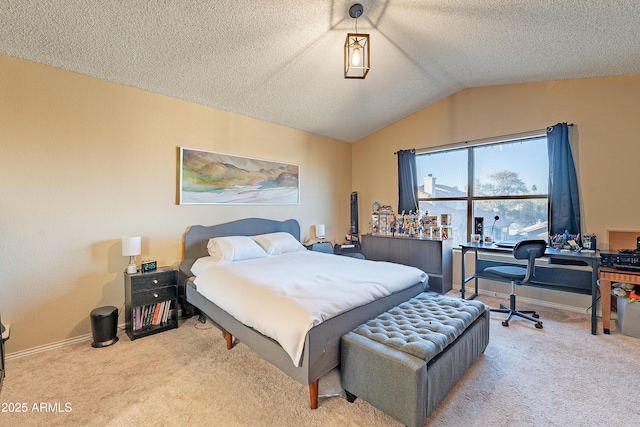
90 306 119 348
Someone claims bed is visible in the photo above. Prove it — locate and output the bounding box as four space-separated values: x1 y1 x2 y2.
178 218 428 409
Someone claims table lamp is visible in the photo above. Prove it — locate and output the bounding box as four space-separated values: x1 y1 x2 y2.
122 236 141 274
315 224 326 241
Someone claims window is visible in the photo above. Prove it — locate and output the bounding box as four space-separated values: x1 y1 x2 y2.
416 136 549 247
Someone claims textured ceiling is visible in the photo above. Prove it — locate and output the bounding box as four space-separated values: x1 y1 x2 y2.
2 1 640 142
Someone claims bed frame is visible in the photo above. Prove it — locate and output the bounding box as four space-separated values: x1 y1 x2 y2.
178 218 425 409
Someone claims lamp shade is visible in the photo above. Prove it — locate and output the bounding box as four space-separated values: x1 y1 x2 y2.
121 236 141 257
316 224 326 239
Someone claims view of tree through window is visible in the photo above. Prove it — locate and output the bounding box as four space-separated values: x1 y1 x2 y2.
416 136 549 246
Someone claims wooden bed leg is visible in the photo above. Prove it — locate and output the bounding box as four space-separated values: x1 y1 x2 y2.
225 331 233 350
309 379 319 409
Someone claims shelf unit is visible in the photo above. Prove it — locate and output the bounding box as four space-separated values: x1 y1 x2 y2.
125 267 178 340
0 315 7 394
361 234 453 294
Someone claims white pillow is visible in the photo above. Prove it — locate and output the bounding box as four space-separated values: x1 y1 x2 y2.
251 232 306 255
206 236 268 262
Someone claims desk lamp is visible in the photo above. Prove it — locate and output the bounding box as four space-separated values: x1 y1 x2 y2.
121 236 141 274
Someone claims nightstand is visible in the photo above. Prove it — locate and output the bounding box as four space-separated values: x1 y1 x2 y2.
305 241 334 254
333 242 365 259
124 267 178 340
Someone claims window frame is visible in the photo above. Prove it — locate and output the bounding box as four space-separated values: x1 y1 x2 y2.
416 136 549 243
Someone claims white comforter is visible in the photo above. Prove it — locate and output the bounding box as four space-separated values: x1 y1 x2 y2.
193 251 428 366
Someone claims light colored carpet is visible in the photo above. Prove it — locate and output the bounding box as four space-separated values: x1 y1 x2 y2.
3 295 640 426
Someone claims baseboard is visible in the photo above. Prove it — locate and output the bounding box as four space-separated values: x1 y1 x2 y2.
6 323 126 361
7 308 185 360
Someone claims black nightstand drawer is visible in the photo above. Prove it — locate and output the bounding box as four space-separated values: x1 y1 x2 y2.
131 269 176 291
132 285 177 306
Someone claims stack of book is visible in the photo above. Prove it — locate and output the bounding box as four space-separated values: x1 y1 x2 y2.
133 301 172 331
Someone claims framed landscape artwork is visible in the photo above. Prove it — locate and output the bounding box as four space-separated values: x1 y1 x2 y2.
179 147 300 205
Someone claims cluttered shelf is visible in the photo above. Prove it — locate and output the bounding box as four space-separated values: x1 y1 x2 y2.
599 230 640 336
599 267 640 336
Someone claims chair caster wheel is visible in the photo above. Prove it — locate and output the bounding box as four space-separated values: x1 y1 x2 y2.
502 321 509 327
535 323 543 329
532 313 540 319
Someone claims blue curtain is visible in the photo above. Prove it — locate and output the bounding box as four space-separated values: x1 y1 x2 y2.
547 123 581 236
397 149 418 213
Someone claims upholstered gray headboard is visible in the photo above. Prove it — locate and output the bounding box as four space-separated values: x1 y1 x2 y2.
179 217 301 277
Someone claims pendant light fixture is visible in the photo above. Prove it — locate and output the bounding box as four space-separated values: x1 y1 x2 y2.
344 3 370 79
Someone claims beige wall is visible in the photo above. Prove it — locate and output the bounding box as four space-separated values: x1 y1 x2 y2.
353 74 640 305
354 74 640 249
0 54 352 353
4 50 640 352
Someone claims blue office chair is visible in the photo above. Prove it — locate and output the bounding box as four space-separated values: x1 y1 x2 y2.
483 239 547 329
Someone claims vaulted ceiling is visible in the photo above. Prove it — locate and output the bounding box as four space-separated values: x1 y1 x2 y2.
2 1 640 142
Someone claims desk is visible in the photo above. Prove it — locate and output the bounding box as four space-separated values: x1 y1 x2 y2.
598 267 640 334
460 243 601 334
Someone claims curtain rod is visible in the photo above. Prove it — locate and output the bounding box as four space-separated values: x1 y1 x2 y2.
395 124 573 154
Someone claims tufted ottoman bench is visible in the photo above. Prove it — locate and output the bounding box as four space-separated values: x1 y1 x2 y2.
341 292 489 427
